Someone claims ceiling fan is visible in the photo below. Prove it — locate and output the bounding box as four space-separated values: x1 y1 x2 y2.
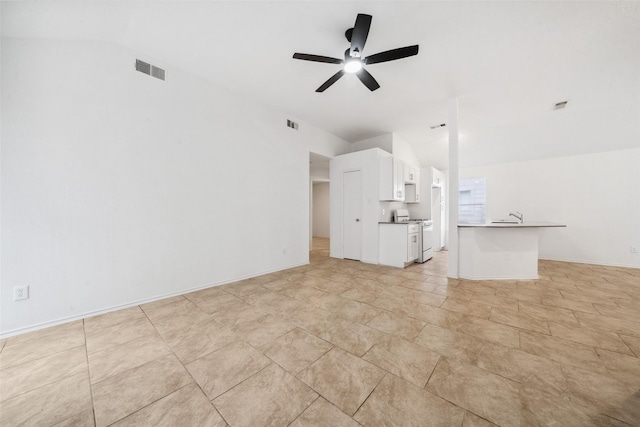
293 13 419 92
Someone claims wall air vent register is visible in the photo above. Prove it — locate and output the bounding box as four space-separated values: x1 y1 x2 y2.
554 100 568 110
135 59 165 81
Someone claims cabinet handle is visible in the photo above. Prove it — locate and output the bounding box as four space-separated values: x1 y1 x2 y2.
413 236 417 242
356 218 360 222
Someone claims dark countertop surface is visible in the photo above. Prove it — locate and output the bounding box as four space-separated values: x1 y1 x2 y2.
458 221 566 228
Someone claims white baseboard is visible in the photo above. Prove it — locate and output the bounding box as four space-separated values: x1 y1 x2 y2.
539 256 640 270
0 261 308 340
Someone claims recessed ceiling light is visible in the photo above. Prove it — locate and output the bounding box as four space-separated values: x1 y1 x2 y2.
553 101 568 110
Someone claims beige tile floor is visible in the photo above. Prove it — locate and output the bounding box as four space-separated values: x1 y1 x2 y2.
1 237 640 426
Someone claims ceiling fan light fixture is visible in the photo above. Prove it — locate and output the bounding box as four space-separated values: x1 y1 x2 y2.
344 59 363 73
292 13 418 91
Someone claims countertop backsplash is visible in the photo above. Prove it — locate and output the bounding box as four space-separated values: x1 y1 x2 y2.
380 201 406 222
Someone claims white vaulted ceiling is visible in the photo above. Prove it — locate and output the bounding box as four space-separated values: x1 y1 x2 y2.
3 1 639 169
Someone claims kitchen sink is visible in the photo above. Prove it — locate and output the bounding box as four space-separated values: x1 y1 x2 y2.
490 219 519 224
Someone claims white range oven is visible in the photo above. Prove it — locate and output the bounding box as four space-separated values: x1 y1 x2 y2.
414 219 434 263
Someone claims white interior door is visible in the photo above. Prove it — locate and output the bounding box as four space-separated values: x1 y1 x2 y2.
343 170 362 260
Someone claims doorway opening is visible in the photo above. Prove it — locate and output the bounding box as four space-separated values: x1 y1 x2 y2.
431 184 446 251
309 153 331 258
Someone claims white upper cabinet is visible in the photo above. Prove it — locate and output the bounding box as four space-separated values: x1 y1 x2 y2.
404 183 419 203
379 157 405 201
395 160 405 200
404 167 421 203
405 166 419 184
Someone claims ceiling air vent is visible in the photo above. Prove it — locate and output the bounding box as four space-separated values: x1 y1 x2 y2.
135 59 151 75
553 101 568 110
135 59 165 81
287 119 299 130
151 65 165 81
430 123 446 129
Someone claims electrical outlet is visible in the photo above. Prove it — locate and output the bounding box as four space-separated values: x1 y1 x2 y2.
631 246 638 254
14 286 29 301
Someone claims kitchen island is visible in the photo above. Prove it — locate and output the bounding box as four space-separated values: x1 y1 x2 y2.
457 221 566 280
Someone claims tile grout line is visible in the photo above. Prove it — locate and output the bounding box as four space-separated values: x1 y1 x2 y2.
421 360 506 426
82 319 98 427
350 371 388 418
90 307 200 425
209 360 274 403
423 355 443 390
140 306 230 425
284 394 321 427
0 345 90 407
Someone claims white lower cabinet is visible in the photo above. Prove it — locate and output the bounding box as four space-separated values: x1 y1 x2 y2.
379 223 420 268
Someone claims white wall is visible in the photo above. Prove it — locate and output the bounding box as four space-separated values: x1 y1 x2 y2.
349 133 420 169
349 134 393 155
391 133 421 168
461 149 640 268
312 183 330 238
1 38 349 336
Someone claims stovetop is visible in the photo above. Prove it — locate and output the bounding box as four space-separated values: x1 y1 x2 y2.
411 219 433 225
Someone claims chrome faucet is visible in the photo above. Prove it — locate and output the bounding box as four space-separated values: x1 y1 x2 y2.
509 211 524 223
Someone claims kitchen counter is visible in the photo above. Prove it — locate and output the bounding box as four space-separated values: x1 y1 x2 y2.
378 221 428 224
457 221 566 280
459 221 565 228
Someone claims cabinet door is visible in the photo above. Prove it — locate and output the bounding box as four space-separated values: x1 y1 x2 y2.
407 232 419 261
379 157 406 201
405 167 418 184
395 159 405 200
413 168 420 202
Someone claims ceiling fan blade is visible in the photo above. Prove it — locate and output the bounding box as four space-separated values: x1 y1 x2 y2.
293 53 343 64
350 14 372 58
316 70 346 92
364 45 419 65
356 68 380 91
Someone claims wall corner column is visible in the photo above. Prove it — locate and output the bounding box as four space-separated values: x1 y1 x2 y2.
447 98 460 278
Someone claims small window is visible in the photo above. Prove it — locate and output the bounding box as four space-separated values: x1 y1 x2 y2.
459 178 486 224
